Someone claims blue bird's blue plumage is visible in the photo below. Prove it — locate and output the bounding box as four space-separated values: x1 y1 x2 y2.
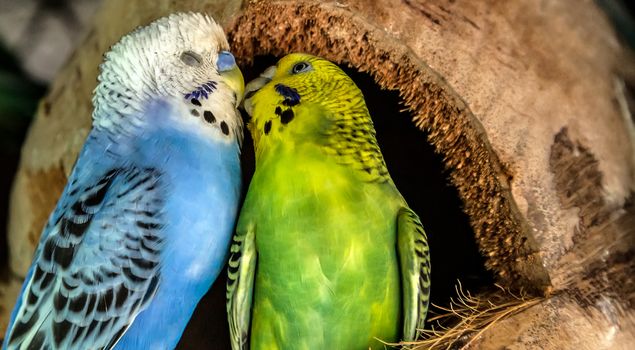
3 99 242 349
3 12 244 349
112 102 242 349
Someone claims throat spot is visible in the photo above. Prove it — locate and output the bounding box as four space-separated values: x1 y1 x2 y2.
204 110 216 123
281 109 294 124
264 120 272 135
274 106 295 125
183 95 232 138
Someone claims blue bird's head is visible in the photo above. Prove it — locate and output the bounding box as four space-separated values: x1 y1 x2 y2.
92 13 245 142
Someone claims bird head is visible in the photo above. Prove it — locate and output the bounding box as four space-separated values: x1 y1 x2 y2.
243 53 367 155
93 13 244 140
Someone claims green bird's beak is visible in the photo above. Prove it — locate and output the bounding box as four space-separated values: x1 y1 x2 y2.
243 65 277 116
217 51 245 108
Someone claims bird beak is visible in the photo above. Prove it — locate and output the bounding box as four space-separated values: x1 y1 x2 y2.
242 65 277 116
217 51 245 108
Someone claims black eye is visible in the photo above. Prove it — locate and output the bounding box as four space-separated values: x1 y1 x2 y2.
292 61 311 74
180 51 203 66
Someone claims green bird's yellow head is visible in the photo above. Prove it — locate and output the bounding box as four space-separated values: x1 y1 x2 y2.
244 53 362 146
244 53 389 181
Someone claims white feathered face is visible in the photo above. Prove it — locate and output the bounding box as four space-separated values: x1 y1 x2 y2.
93 12 244 140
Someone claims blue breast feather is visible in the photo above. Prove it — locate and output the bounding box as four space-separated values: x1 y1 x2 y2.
2 101 242 350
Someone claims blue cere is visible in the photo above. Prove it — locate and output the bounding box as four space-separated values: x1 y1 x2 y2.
217 51 237 72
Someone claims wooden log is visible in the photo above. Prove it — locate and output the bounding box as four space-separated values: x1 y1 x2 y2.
2 0 633 348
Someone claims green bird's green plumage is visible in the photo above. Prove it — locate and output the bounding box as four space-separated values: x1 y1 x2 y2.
227 53 430 350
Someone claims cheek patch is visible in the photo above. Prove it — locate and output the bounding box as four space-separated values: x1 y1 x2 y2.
185 81 218 100
275 84 301 106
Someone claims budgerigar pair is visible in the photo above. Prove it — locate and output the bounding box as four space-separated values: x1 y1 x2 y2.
2 12 431 350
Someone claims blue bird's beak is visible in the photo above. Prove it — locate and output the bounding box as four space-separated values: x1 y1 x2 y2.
216 51 244 106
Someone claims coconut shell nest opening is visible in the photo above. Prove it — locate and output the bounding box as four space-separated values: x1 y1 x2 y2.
200 2 554 348
228 1 551 292
184 1 564 348
183 2 550 346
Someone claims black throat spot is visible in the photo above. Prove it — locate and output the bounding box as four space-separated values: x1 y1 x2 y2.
264 120 272 135
280 109 294 124
274 105 294 125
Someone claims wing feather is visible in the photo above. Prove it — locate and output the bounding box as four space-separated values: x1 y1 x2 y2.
226 224 257 350
397 206 431 341
5 166 165 350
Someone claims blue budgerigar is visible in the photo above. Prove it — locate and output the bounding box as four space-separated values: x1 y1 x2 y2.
2 13 244 349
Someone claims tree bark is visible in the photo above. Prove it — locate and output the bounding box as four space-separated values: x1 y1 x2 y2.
2 0 633 348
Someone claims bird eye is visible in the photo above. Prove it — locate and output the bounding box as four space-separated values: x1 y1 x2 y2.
292 62 311 74
180 51 203 67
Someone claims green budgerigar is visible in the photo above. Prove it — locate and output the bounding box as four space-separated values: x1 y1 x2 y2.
227 53 431 349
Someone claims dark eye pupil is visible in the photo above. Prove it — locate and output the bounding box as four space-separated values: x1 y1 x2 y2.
293 62 308 73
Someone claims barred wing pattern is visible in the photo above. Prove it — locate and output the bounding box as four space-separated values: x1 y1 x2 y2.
5 166 165 350
226 224 257 350
397 207 431 341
